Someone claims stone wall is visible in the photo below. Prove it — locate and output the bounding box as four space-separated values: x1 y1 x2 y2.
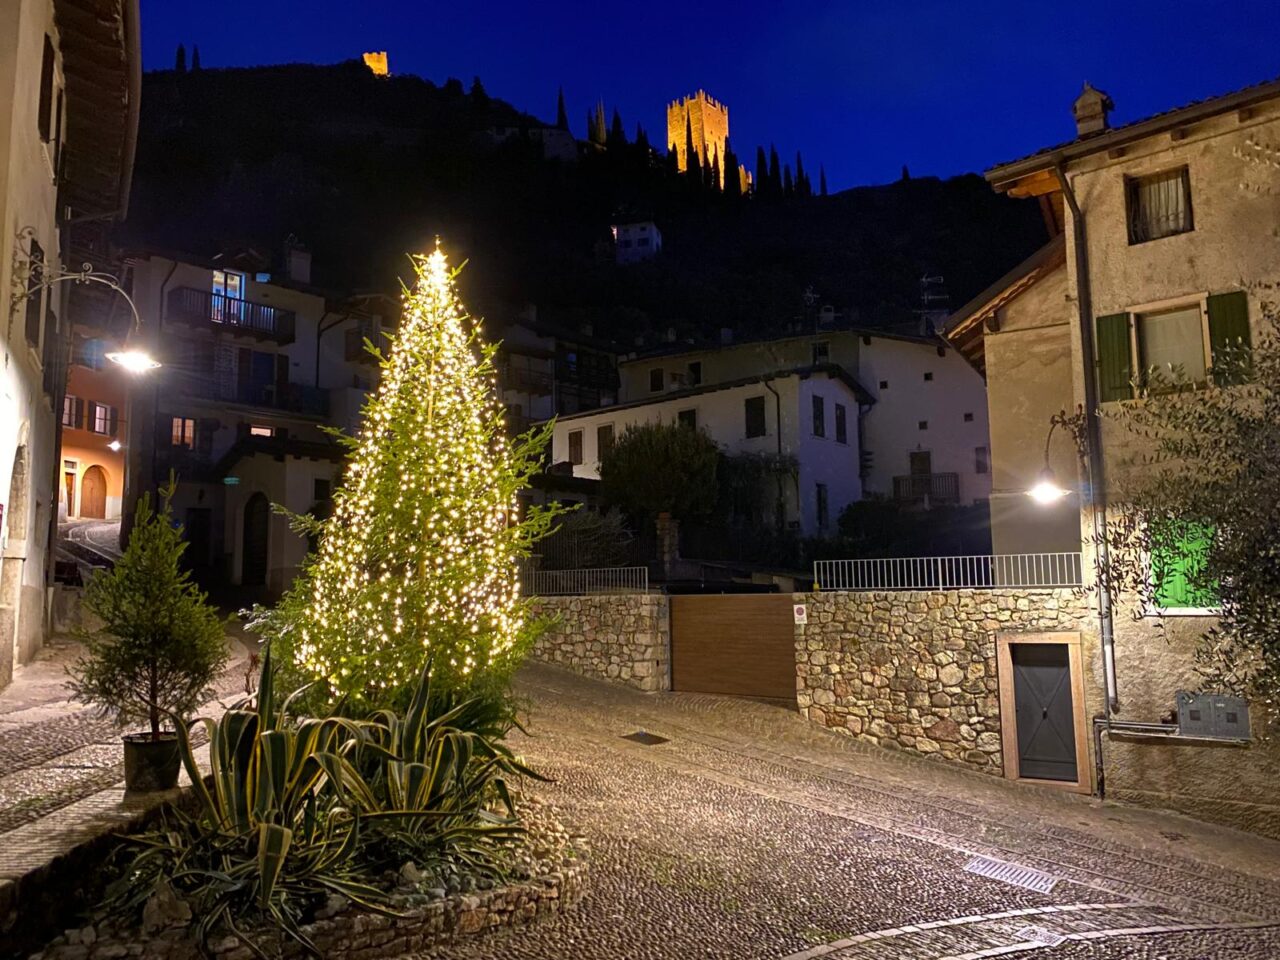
530 594 670 692
795 589 1092 774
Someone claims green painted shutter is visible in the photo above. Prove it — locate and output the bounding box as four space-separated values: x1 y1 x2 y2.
1152 519 1218 610
1095 313 1132 402
1207 291 1251 386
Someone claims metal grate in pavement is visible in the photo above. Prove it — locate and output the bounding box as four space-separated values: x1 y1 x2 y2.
621 731 670 746
1012 924 1067 946
963 855 1059 894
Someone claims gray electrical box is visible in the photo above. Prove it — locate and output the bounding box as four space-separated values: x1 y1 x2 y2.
1176 691 1250 740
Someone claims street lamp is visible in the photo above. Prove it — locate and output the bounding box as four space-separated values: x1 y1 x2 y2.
1027 409 1084 504
1027 467 1071 504
105 347 160 372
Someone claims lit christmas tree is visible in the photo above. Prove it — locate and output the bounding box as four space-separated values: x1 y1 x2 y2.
278 247 559 704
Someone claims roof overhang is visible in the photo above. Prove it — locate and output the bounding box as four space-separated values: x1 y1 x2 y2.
942 236 1067 378
54 0 140 220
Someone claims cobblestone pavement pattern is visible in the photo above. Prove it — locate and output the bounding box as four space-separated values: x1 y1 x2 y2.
411 663 1280 960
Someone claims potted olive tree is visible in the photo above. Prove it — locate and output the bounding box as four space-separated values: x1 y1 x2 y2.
69 484 228 791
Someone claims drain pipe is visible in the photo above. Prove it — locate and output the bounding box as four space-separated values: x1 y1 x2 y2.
1054 164 1118 718
763 378 786 529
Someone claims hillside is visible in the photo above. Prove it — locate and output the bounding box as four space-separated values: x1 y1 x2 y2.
122 60 1047 338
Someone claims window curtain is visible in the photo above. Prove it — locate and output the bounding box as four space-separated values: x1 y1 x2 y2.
1138 305 1206 382
1132 169 1189 241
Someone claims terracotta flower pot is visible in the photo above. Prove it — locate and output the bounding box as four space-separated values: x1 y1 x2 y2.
122 732 181 792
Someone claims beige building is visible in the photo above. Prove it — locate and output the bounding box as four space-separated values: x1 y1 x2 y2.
946 78 1280 835
0 0 139 688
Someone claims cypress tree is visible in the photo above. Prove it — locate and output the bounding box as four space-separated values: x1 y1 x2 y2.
191 45 201 71
174 43 186 73
587 102 607 145
667 143 681 178
608 107 627 148
684 113 697 174
819 164 828 197
768 145 782 195
635 123 650 153
795 151 809 197
755 146 768 196
783 163 794 197
723 139 741 199
709 148 721 191
471 76 490 109
555 87 569 131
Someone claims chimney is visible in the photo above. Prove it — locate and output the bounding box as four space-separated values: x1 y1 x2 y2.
1073 83 1114 138
283 236 311 284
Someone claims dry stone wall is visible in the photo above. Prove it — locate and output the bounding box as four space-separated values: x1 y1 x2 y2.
796 589 1092 774
530 595 670 692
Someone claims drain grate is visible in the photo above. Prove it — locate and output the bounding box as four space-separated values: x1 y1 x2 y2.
621 730 670 746
963 855 1059 894
1013 924 1067 947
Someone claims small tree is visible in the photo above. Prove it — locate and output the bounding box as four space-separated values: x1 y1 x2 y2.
1101 303 1278 723
69 485 227 739
599 421 719 523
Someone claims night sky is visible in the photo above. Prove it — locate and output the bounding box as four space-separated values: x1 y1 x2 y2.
142 0 1280 191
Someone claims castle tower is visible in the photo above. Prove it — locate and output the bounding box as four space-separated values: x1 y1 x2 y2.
667 90 729 181
362 51 389 77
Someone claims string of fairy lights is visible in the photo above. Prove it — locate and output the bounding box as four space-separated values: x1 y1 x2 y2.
292 247 526 697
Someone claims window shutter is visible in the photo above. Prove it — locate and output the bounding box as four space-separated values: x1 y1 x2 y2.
108 406 119 437
1095 313 1132 402
1207 291 1251 386
74 397 85 428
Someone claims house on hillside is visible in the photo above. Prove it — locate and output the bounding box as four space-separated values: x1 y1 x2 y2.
619 329 991 510
1 0 139 688
118 249 391 595
611 221 662 264
945 78 1280 832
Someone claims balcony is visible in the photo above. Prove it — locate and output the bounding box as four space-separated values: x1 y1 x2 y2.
501 366 554 395
177 376 329 417
892 472 960 506
167 287 297 344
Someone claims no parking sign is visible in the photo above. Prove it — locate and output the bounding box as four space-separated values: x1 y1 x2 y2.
793 602 808 625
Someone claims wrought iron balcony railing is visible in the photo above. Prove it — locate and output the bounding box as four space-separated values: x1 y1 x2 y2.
892 472 960 505
167 287 297 343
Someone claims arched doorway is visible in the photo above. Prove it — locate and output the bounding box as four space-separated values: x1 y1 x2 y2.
80 466 107 519
242 493 269 586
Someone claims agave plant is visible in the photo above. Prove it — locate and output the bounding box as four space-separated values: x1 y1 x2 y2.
361 664 547 875
107 647 394 957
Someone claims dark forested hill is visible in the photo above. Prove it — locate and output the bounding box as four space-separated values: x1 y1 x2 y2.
123 60 1047 339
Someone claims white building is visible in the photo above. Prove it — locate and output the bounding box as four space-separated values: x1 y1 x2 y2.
1 0 139 687
612 221 662 265
550 366 869 536
617 329 992 510
124 250 390 595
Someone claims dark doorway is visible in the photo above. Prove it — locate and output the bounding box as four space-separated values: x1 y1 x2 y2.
242 493 269 586
184 507 212 572
1011 643 1078 782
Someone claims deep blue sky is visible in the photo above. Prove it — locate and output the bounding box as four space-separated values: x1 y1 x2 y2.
142 0 1280 191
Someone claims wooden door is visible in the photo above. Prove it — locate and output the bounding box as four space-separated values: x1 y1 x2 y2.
79 466 107 519
670 594 795 701
1011 643 1077 782
242 493 269 586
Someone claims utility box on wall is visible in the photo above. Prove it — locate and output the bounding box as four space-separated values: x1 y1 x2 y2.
1176 691 1251 740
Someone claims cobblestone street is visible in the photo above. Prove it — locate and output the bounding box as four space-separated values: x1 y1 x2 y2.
413 663 1280 960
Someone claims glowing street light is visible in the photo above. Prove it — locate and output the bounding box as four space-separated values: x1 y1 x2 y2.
1027 467 1071 504
107 439 123 452
106 348 161 373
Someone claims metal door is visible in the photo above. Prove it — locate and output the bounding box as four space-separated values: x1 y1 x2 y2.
670 594 795 701
1011 643 1077 781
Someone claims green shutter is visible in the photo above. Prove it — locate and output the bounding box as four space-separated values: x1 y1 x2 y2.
1152 519 1218 610
1095 313 1132 402
1207 290 1251 386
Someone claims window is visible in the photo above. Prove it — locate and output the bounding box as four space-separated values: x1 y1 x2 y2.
1126 167 1193 244
1151 519 1218 611
834 403 848 444
812 341 830 365
918 420 928 431
78 338 106 369
637 236 650 247
313 478 331 502
649 367 664 392
744 396 766 438
568 430 583 465
38 35 54 142
89 402 116 435
963 412 974 423
212 269 245 323
52 88 63 176
1096 294 1255 401
816 483 829 530
975 446 989 474
879 379 888 390
249 425 276 438
811 395 826 437
62 395 79 427
596 423 614 459
677 408 697 430
687 361 702 386
171 417 196 449
923 371 933 382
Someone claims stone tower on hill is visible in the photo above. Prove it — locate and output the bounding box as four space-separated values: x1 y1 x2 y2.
362 51 389 77
666 90 750 192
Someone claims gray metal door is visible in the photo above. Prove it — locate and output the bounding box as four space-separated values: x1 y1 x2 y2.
1011 643 1077 781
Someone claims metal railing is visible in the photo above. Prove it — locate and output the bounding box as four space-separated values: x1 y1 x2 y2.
167 287 297 342
892 472 960 505
176 376 330 416
813 553 1084 592
522 565 649 597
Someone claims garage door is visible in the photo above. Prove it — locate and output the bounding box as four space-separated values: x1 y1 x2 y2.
670 594 796 701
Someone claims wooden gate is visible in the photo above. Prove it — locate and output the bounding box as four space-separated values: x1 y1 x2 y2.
80 466 107 519
670 594 796 701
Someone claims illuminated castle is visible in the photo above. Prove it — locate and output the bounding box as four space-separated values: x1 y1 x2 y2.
362 51 389 77
666 90 750 191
